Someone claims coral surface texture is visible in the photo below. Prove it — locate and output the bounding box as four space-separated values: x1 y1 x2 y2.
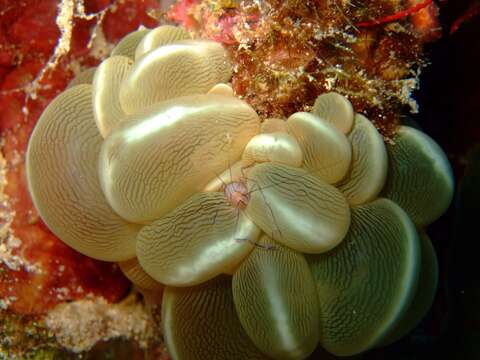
26 24 454 359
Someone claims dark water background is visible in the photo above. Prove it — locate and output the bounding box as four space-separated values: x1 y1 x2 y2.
370 1 480 359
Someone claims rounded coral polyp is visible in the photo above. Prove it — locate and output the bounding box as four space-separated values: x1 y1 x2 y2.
134 25 190 59
337 114 388 205
119 40 232 114
245 163 351 254
26 85 139 262
136 192 259 287
242 132 303 167
287 112 352 184
110 28 150 59
92 55 133 138
313 92 355 134
98 94 260 224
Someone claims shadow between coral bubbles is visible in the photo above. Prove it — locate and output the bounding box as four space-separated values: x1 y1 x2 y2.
307 1 480 359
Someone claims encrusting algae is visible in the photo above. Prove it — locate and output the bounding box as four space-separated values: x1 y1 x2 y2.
168 0 441 137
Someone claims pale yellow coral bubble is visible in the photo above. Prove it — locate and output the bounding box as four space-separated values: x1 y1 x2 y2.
233 235 320 360
92 55 133 137
337 114 388 205
208 83 234 97
246 163 351 254
111 28 150 59
119 40 232 114
242 132 303 168
382 126 454 226
203 161 244 193
26 85 139 261
288 112 352 184
162 276 268 359
119 257 164 292
137 192 259 287
260 118 288 134
308 198 420 356
134 25 190 59
313 92 354 134
99 94 260 223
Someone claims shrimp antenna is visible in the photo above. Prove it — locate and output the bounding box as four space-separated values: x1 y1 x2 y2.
212 169 227 188
227 155 233 184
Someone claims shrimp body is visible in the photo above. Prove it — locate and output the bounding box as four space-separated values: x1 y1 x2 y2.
224 180 250 210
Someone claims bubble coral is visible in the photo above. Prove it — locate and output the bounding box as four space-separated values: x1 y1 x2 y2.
26 25 454 359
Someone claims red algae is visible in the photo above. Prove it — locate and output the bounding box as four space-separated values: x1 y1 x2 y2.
450 1 480 34
356 0 433 28
0 0 159 316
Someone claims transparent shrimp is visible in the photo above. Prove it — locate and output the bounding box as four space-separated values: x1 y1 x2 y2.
210 159 279 250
